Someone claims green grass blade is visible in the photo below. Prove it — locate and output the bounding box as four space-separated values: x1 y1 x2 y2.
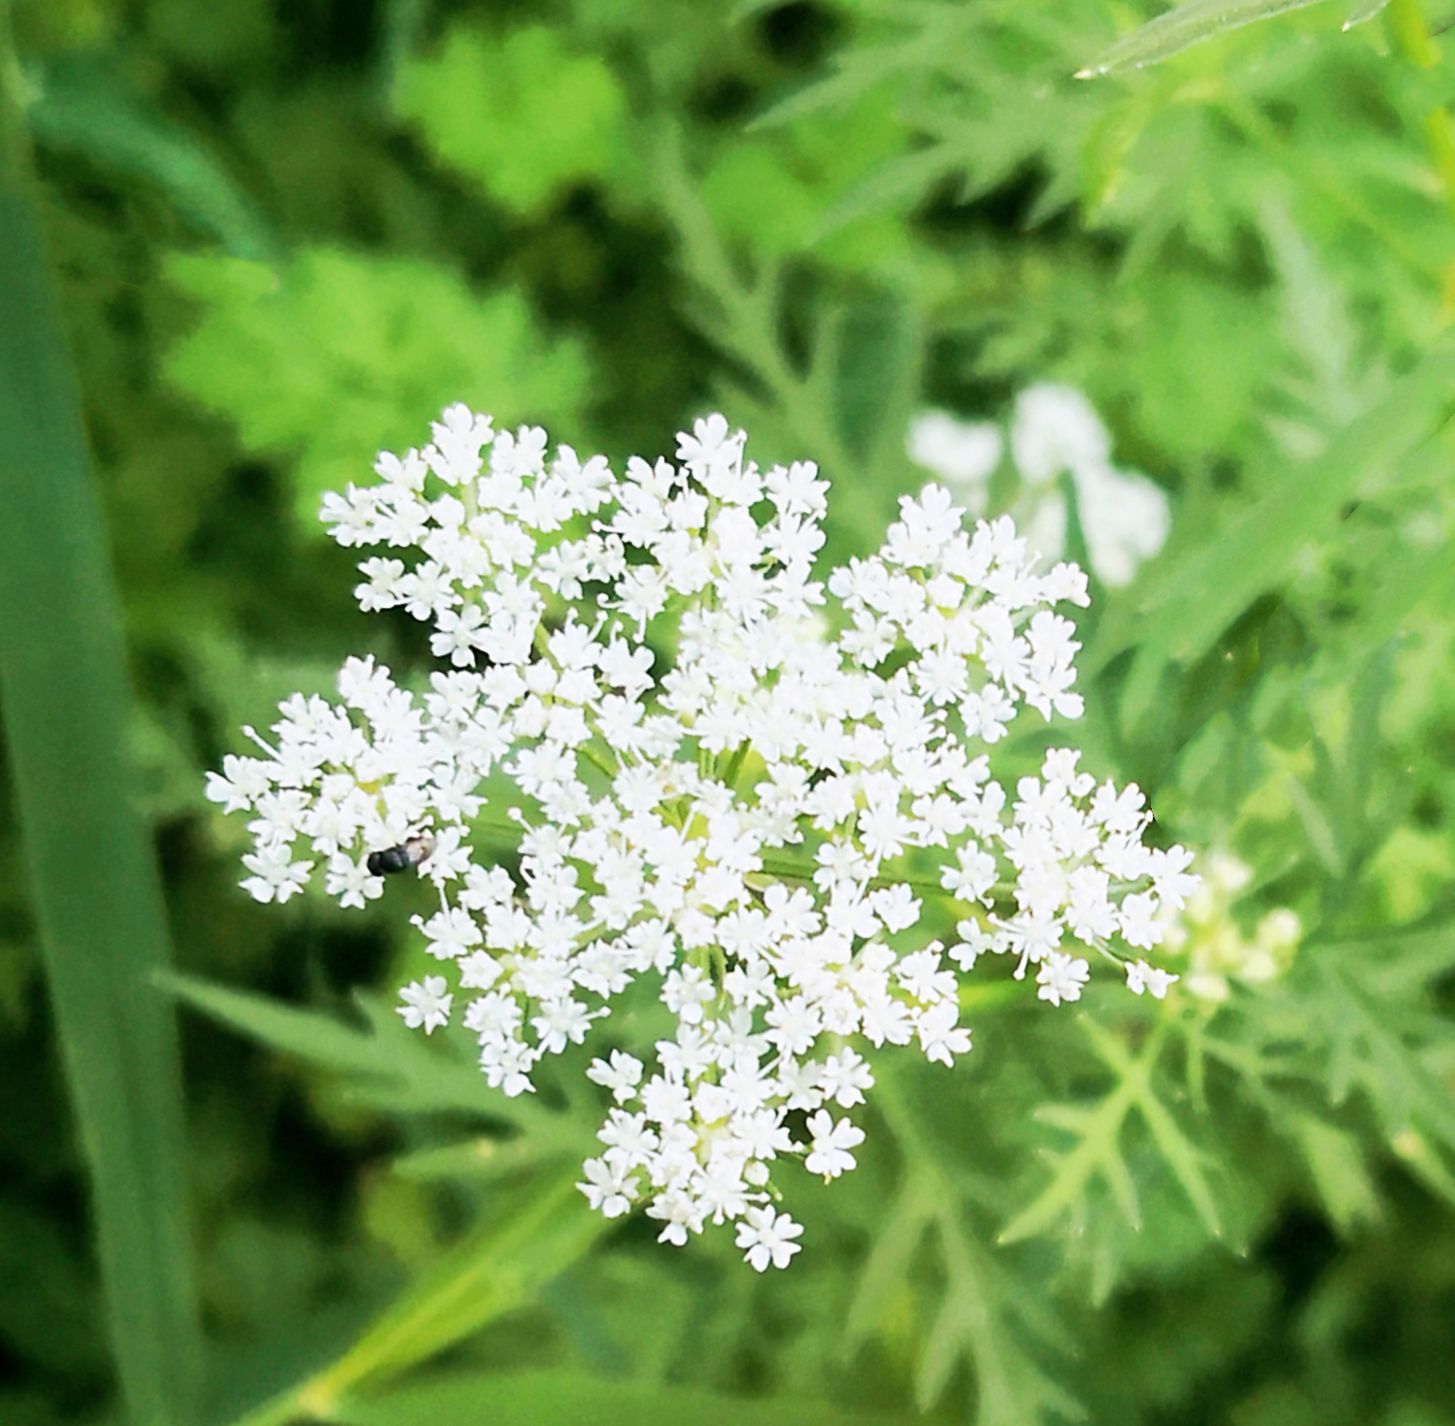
335 1369 916 1426
1077 0 1334 78
0 30 202 1426
1343 0 1391 28
28 58 277 260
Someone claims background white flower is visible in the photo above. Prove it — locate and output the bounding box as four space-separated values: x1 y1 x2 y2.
908 383 1172 588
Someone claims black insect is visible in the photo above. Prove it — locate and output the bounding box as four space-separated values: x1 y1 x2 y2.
366 834 435 877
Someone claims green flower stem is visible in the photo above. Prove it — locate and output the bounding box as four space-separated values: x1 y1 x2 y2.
226 1173 608 1426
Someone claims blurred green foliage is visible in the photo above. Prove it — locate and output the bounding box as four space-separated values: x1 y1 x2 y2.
3 1 1455 1425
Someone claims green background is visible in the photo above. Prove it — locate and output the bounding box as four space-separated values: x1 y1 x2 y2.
2 1 1454 1424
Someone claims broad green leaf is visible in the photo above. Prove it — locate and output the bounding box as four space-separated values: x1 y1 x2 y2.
1077 0 1335 78
334 1369 913 1426
701 90 914 274
0 53 202 1426
313 1175 605 1390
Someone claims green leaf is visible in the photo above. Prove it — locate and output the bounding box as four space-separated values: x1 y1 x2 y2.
310 1175 606 1391
657 136 924 558
163 973 563 1130
1090 336 1455 671
394 24 632 214
867 1077 1083 1425
164 246 589 528
334 1369 913 1426
1000 1022 1221 1245
392 1134 576 1184
1287 1113 1381 1232
0 52 202 1426
224 1173 614 1426
1319 962 1455 1152
28 57 276 258
1077 0 1336 78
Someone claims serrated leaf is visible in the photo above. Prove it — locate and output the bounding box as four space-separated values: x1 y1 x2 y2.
1001 1023 1223 1245
1319 963 1455 1152
915 1293 967 1412
844 1179 931 1349
1134 1079 1223 1237
868 1079 1082 1424
814 144 959 241
1078 0 1335 78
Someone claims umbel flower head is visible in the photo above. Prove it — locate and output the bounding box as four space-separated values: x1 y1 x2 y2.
208 407 1197 1270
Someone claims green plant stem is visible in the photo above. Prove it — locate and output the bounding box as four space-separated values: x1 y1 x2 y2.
225 1174 607 1426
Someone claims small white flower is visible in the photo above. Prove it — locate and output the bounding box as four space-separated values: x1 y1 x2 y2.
397 976 452 1033
735 1206 804 1271
804 1111 865 1179
577 1156 638 1218
908 384 1171 588
1036 953 1090 1007
1125 958 1178 999
587 1049 645 1103
1010 383 1111 485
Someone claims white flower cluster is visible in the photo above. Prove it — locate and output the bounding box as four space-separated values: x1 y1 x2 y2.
908 383 1171 588
208 407 1196 1270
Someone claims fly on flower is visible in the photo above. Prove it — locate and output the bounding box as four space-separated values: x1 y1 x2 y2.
366 833 436 877
207 405 1196 1271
